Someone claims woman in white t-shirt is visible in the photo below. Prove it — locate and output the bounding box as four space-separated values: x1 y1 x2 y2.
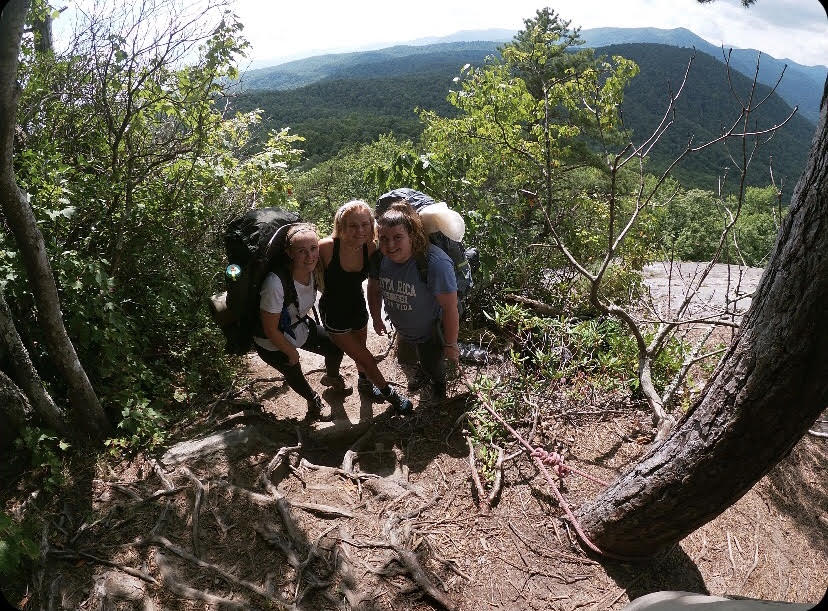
253 223 348 420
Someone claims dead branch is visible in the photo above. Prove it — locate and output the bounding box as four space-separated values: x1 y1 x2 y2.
180 467 206 559
488 446 506 506
147 536 290 606
466 437 491 514
49 549 157 585
155 551 251 610
384 515 457 611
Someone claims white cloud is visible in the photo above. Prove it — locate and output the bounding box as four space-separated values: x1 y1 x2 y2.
233 0 827 68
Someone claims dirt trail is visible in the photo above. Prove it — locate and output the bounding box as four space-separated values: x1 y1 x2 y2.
10 267 827 610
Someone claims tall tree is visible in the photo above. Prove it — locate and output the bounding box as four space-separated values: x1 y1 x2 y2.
576 0 828 556
0 0 109 439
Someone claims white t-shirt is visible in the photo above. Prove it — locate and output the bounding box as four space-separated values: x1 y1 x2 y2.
254 272 317 350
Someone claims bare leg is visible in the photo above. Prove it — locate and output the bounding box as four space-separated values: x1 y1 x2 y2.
329 326 388 389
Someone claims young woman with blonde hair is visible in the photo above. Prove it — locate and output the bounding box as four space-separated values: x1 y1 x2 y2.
254 223 346 420
319 200 413 413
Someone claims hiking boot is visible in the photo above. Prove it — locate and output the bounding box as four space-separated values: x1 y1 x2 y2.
382 387 414 415
306 394 332 421
357 376 384 401
407 368 430 392
306 393 323 420
321 373 352 394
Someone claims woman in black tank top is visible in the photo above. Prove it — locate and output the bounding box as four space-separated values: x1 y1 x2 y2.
319 200 413 413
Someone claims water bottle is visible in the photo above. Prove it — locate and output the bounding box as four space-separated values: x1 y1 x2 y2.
225 263 242 282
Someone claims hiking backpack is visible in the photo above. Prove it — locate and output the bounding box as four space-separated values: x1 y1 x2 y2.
376 188 479 312
208 207 305 355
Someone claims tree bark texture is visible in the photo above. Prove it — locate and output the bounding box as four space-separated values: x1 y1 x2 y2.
0 0 110 439
0 367 30 449
576 87 828 556
0 287 66 433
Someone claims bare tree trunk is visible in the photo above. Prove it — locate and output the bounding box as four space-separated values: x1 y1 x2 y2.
0 368 30 450
0 0 110 440
576 86 828 557
0 287 67 433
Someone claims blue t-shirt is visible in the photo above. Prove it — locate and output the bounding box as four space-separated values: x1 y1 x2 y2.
376 244 457 342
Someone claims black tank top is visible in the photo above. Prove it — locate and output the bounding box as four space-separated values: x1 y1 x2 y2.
320 238 369 312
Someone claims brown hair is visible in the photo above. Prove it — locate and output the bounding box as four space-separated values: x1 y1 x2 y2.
375 201 428 258
332 199 375 240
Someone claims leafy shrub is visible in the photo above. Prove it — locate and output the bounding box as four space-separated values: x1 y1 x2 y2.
0 511 39 583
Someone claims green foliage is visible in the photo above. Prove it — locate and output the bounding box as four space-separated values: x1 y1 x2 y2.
13 428 70 493
0 511 39 582
647 186 784 266
416 10 640 313
292 135 420 231
487 303 685 393
104 397 168 457
0 1 302 446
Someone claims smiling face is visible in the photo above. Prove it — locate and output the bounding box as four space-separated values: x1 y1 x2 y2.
342 210 374 245
378 223 412 264
287 230 319 275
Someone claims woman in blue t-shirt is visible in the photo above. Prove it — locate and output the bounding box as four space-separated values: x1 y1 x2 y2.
367 202 460 399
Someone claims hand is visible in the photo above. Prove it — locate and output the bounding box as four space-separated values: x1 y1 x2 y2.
443 344 460 365
286 346 301 366
373 318 387 336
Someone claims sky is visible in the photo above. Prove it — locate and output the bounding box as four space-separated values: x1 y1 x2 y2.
232 0 827 69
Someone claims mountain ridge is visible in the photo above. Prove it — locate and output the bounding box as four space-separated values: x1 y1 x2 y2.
237 26 825 122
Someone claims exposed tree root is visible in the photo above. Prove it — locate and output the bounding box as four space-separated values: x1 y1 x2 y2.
145 536 292 607
49 549 157 585
180 467 206 559
383 514 458 611
88 570 157 611
155 551 251 609
159 425 275 466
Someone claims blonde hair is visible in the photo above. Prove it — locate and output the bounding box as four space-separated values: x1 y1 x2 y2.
376 201 429 258
284 223 324 289
332 199 375 239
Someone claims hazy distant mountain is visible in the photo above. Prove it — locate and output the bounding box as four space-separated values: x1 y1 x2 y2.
580 27 827 123
239 26 825 123
407 28 514 45
236 41 500 92
227 40 814 191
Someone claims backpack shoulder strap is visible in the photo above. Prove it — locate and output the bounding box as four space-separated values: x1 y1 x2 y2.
415 251 429 286
277 267 298 310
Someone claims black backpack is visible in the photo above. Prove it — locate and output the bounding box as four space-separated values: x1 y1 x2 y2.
208 207 305 355
376 188 479 312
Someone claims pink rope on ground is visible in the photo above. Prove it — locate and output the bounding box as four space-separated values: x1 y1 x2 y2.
530 448 610 487
474 390 644 562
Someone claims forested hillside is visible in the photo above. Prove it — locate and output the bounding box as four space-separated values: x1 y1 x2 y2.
236 42 500 91
580 26 827 123
228 42 813 189
602 43 814 190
